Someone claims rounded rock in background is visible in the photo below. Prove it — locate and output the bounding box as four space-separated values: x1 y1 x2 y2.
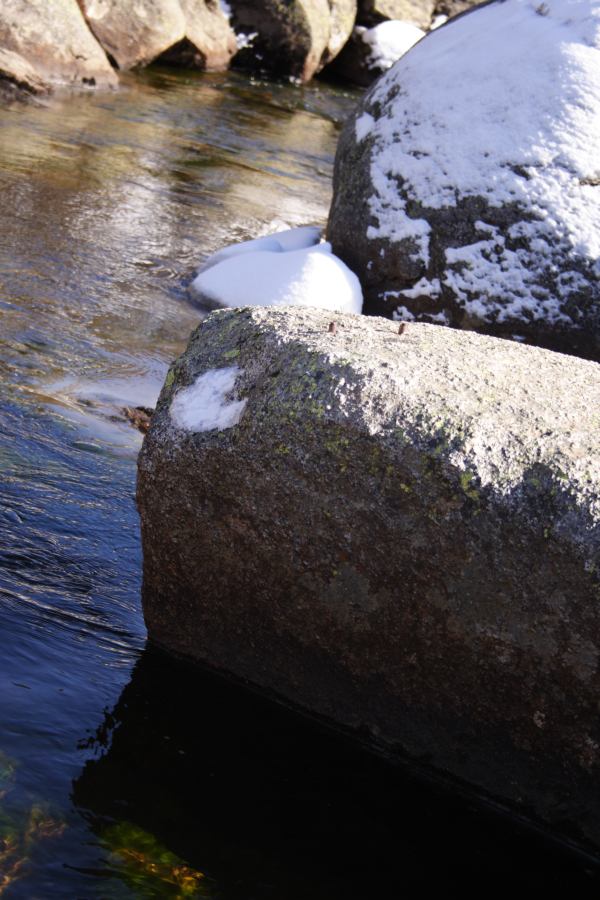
357 0 435 29
156 0 238 71
327 0 600 360
78 0 187 70
0 0 117 89
227 0 357 82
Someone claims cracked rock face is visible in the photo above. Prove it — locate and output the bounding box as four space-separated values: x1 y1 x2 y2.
138 305 600 852
0 0 117 88
327 0 600 361
227 0 356 82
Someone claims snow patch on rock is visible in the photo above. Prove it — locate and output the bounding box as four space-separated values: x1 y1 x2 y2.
170 366 246 432
362 21 425 71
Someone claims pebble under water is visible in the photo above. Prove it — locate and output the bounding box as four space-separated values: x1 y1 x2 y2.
0 67 598 897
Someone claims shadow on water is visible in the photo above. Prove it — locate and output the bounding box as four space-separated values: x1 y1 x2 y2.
72 647 600 898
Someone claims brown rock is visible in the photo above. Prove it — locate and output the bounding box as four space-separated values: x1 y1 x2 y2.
78 0 186 70
0 0 117 88
358 0 435 29
158 0 237 71
0 47 49 99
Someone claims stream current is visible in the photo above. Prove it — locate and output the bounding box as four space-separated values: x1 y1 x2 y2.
0 67 597 896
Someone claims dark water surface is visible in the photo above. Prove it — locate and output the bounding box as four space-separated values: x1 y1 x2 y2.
0 68 597 896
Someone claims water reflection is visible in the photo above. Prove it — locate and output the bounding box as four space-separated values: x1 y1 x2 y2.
72 648 599 898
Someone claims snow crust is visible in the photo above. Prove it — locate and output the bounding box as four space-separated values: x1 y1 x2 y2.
170 366 246 432
198 226 321 273
361 21 425 71
356 0 600 323
191 227 363 314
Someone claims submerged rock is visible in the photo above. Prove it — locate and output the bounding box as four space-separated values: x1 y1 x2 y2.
138 305 600 854
327 0 600 360
0 0 117 89
227 0 356 81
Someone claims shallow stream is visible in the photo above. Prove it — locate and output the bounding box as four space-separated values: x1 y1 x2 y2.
0 67 597 896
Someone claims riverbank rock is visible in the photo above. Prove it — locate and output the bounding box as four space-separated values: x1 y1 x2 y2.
79 0 236 71
78 0 186 70
227 0 356 81
138 305 600 853
0 48 49 100
164 0 237 71
327 0 600 361
0 0 117 88
327 21 424 86
358 0 435 29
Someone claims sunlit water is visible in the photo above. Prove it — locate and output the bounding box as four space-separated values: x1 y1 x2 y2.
0 68 597 896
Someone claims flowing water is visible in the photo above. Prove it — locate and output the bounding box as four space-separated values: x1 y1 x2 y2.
0 67 597 897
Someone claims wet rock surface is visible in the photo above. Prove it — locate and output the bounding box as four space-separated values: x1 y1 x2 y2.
138 305 600 853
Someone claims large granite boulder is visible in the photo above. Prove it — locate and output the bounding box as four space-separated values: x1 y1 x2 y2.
138 305 600 853
327 0 600 361
0 0 117 88
228 0 356 82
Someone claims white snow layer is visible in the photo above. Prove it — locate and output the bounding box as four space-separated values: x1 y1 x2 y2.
170 366 246 432
361 21 425 71
356 0 600 323
191 228 363 314
198 225 321 273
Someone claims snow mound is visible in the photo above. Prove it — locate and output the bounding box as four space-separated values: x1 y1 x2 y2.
191 229 363 314
198 225 321 273
170 366 246 432
362 21 425 71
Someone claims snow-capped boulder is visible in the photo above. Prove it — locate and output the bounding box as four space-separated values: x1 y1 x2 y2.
227 0 357 82
327 20 424 86
328 0 600 360
190 228 363 314
138 305 600 853
358 0 435 30
0 0 117 89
